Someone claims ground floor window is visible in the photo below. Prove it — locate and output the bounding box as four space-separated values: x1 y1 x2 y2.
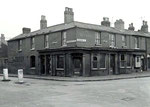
148 58 150 69
30 56 35 68
126 55 131 67
100 54 106 68
92 54 98 69
56 55 64 69
120 54 125 67
92 53 106 69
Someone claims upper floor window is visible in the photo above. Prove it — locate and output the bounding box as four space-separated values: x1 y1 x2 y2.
95 32 101 45
31 37 35 50
18 40 22 51
44 35 49 48
122 35 127 47
135 37 139 49
109 34 115 47
62 31 67 46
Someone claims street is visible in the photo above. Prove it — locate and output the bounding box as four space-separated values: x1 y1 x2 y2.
0 77 150 107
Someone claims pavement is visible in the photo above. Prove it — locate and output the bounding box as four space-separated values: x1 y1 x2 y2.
1 71 150 82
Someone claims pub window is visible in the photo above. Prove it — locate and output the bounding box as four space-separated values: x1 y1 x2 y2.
18 40 22 51
30 56 35 68
100 54 106 68
62 31 67 46
44 35 49 48
57 55 64 69
127 55 131 67
31 37 35 49
95 32 101 45
122 35 127 46
92 54 98 69
120 54 125 67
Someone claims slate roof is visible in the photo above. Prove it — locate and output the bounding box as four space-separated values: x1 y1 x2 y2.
8 21 150 42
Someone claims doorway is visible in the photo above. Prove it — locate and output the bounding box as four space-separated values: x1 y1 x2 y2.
110 54 116 74
72 53 83 76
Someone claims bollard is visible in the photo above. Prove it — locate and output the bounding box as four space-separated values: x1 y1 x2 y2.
2 68 10 81
18 69 24 83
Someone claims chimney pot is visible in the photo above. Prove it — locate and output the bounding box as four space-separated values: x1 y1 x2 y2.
141 20 148 32
128 23 135 31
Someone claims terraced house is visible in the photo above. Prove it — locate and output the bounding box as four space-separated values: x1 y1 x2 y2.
7 7 150 77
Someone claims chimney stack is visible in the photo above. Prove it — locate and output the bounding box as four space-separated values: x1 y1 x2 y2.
141 20 148 33
40 15 47 29
0 34 7 45
101 17 110 27
114 19 124 30
64 7 74 23
22 27 31 34
128 23 135 31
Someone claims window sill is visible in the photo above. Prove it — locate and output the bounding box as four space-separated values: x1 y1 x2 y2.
30 67 36 69
18 50 22 52
134 48 140 49
100 68 106 70
120 67 125 68
92 68 98 70
44 47 49 49
30 48 35 51
95 44 102 46
56 68 64 70
127 66 131 68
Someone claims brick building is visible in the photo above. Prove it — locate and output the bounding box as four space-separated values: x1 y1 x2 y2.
7 7 150 76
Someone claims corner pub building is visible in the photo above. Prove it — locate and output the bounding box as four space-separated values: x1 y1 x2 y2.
8 7 150 77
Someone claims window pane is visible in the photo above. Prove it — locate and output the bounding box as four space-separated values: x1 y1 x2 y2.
121 54 125 61
30 56 35 67
100 54 106 68
62 32 67 46
93 56 98 68
148 58 150 68
127 55 131 66
57 55 64 69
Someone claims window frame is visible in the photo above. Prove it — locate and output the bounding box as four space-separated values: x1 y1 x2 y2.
30 55 36 68
95 32 101 45
56 55 65 70
31 37 35 50
62 31 67 46
109 33 116 47
122 35 127 47
99 53 106 69
44 35 49 48
92 54 98 69
18 39 22 51
134 36 139 49
120 54 126 68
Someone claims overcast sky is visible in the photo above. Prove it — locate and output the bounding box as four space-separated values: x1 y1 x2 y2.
0 0 150 40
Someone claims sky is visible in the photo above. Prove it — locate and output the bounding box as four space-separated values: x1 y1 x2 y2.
0 0 150 40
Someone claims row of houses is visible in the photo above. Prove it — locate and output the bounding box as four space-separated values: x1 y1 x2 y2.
5 7 150 76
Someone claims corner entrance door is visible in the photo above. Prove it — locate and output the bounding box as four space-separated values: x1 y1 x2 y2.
110 54 116 74
72 54 83 76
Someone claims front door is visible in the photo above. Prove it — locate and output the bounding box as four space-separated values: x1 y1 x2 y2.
73 55 83 76
110 54 116 74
